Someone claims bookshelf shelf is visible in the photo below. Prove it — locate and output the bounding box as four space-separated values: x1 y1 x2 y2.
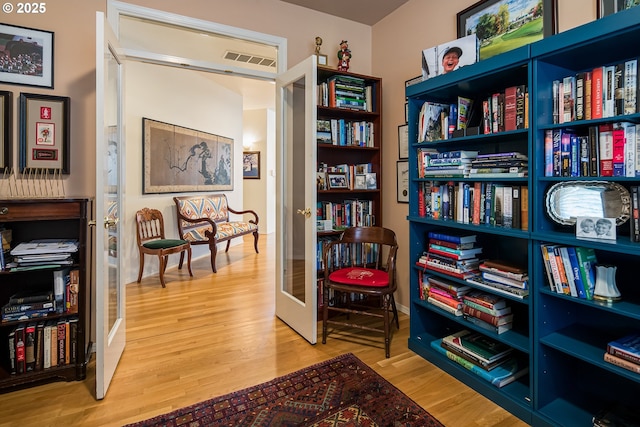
408 6 640 426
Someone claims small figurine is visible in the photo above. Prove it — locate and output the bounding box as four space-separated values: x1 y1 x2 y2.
337 40 351 72
315 36 323 55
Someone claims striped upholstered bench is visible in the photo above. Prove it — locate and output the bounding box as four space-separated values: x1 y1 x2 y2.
173 194 259 273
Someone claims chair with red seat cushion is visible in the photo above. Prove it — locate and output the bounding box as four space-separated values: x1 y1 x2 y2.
322 226 399 358
135 208 193 288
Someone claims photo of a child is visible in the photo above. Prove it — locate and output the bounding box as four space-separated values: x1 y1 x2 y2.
576 216 616 241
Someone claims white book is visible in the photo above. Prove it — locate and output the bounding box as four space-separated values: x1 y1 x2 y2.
603 65 616 118
502 186 513 228
624 123 637 177
624 59 637 115
427 296 463 316
636 124 640 177
43 324 51 369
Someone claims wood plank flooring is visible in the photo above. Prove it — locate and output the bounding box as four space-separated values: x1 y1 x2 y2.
0 234 527 427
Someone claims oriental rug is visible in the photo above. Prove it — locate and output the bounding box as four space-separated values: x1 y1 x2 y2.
124 353 443 427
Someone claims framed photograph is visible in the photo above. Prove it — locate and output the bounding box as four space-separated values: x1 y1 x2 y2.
0 24 54 88
317 54 328 66
457 0 557 61
317 171 327 190
19 93 69 173
243 151 260 179
422 34 479 80
327 172 348 189
0 91 12 170
143 117 233 194
405 102 409 123
576 216 617 241
397 161 409 203
398 124 409 159
365 172 377 190
598 0 640 17
354 174 367 190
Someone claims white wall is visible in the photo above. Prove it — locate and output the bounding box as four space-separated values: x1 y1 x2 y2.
243 108 276 234
125 61 243 283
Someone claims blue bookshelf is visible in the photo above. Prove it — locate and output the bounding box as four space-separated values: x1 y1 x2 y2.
407 7 640 426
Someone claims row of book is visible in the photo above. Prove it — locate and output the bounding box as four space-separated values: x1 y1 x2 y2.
319 238 379 273
2 268 80 322
417 85 529 143
552 59 638 124
604 333 640 375
316 119 375 147
544 123 640 178
316 199 375 231
430 330 528 388
318 74 373 112
418 181 528 231
540 244 597 299
8 316 79 375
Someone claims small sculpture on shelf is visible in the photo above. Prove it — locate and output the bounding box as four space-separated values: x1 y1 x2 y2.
337 40 351 72
315 36 328 66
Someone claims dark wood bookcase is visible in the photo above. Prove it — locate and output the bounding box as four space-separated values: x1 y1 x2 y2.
406 7 640 426
0 198 91 393
315 67 383 310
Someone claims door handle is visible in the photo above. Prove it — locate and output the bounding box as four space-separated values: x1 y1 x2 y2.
296 208 311 218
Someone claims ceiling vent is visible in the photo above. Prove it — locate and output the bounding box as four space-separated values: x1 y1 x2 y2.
224 51 276 67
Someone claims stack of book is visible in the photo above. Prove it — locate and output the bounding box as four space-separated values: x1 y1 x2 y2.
325 74 368 111
417 149 479 178
466 259 529 299
416 231 480 280
604 333 640 374
468 151 528 178
9 239 78 269
539 244 597 299
2 290 56 322
461 290 513 334
430 330 528 388
420 274 472 316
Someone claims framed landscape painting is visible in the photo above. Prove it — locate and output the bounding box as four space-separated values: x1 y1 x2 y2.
457 0 557 60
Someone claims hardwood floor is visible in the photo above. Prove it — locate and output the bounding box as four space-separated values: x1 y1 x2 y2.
0 234 527 427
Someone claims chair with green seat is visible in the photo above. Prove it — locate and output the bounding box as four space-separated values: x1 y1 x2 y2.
136 207 193 287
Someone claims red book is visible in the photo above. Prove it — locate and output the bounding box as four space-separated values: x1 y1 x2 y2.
462 304 513 326
591 66 603 119
462 290 508 310
612 124 626 176
428 290 463 309
599 123 614 177
504 86 517 131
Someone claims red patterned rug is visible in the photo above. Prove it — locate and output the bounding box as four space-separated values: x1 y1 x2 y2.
124 353 443 427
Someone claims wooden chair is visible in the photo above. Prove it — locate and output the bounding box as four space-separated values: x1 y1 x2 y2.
322 226 399 358
135 208 193 288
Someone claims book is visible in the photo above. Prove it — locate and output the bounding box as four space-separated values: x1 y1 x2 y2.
25 323 36 371
441 330 510 368
464 314 513 334
441 340 507 371
462 304 513 326
599 123 614 177
574 246 597 300
428 244 482 260
9 290 55 305
428 238 475 250
466 276 529 299
565 246 587 299
480 260 527 279
430 339 528 388
520 186 528 231
462 290 508 311
14 326 25 374
427 231 476 245
426 275 472 296
624 58 638 115
631 186 640 242
57 320 67 366
427 296 463 316
592 66 604 119
504 86 517 131
558 246 578 297
607 333 640 365
604 352 640 374
480 271 527 289
592 404 640 427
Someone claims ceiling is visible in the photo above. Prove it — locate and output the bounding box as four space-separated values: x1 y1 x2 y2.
279 0 409 25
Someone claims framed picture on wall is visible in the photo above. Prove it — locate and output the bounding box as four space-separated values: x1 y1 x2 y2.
243 151 260 179
397 161 409 203
0 24 54 88
0 91 12 171
457 0 557 60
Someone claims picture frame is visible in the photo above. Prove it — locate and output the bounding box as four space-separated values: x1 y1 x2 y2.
317 171 327 190
397 161 409 203
19 93 69 173
317 54 328 66
365 172 377 190
143 117 233 194
398 124 409 159
327 172 348 189
354 174 367 190
405 102 409 123
597 0 640 17
457 0 557 61
243 151 260 179
576 216 617 241
0 24 54 88
422 34 479 80
0 91 12 171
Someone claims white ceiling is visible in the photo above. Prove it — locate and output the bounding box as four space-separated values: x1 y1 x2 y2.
279 0 409 25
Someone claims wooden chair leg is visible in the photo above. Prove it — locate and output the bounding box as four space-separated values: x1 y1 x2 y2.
158 255 167 288
137 252 145 283
210 242 218 273
225 240 231 253
178 251 185 269
253 231 260 253
186 247 193 277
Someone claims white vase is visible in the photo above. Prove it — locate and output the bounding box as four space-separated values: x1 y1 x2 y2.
593 264 622 303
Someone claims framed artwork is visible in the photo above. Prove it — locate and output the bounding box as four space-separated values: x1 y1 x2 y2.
317 171 327 190
457 0 557 61
598 0 640 17
0 24 54 88
576 216 617 241
398 124 409 159
397 161 409 203
0 91 12 170
317 54 328 66
19 93 69 173
143 117 233 194
327 172 348 189
243 151 260 179
365 172 377 190
354 174 367 190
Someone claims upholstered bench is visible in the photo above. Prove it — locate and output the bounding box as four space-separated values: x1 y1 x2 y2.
173 194 259 272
